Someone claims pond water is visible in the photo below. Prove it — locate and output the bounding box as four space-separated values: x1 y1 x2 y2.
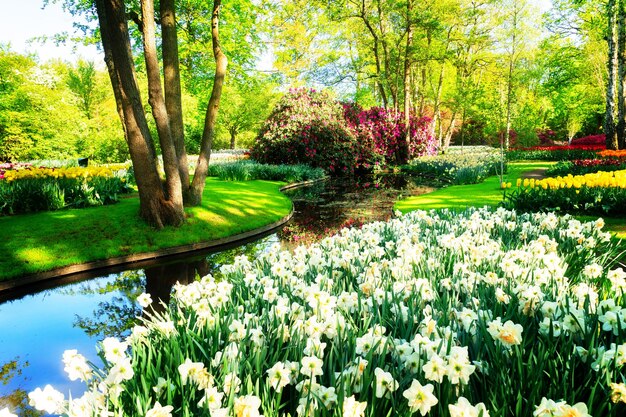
0 174 432 415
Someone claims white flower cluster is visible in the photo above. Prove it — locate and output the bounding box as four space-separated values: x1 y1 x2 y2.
27 207 626 417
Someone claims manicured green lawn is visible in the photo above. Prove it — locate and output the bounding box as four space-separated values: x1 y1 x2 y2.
0 179 292 281
395 161 553 212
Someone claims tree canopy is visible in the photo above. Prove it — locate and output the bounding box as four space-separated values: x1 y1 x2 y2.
0 0 620 225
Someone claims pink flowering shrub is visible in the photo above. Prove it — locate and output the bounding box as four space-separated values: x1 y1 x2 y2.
250 89 357 175
251 89 436 175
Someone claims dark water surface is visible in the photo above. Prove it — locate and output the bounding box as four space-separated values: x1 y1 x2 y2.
0 175 431 414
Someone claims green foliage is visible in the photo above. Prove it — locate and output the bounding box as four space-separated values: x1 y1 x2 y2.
506 148 599 161
66 60 102 119
214 76 278 150
207 160 325 182
536 36 605 140
0 174 132 215
0 47 129 163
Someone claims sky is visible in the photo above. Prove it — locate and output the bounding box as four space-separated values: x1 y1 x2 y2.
0 0 553 65
0 0 101 63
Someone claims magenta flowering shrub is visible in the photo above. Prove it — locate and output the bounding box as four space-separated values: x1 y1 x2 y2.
251 89 436 175
570 134 606 146
537 129 558 145
348 106 436 165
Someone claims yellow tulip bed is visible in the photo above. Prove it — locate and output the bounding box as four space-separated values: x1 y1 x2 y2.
2 166 123 182
0 165 133 215
503 169 626 216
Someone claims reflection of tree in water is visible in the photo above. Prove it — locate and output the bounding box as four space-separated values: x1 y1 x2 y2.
71 270 145 340
203 238 273 279
0 358 41 417
70 240 269 340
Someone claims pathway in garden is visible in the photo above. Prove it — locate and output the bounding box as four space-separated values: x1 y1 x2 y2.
520 168 548 179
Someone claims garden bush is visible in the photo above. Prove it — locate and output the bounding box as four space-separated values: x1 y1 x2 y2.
570 134 606 146
207 160 326 183
345 104 436 166
503 169 626 216
404 146 503 185
251 89 436 175
250 89 358 175
537 129 558 146
0 166 133 215
29 208 626 417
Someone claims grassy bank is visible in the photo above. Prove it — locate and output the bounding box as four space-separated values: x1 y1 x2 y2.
395 161 626 238
395 161 552 212
0 179 292 281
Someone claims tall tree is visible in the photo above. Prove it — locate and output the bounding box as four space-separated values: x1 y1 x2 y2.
606 0 619 149
95 0 184 228
187 0 227 205
403 0 414 160
80 0 228 226
66 60 99 119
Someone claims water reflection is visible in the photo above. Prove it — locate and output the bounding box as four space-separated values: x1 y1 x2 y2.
69 270 144 339
0 358 40 416
0 174 429 406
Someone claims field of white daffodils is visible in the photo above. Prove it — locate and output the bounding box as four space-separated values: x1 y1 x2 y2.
23 208 626 417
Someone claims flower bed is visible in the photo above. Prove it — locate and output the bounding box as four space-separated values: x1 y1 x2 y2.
0 162 32 179
507 145 604 161
571 134 606 146
0 165 133 215
25 208 626 417
598 150 626 159
504 170 626 215
546 159 626 177
405 146 503 185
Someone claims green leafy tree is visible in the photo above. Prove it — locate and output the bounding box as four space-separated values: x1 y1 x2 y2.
216 77 277 149
66 60 103 119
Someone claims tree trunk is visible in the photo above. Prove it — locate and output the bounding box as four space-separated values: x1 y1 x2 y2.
188 0 227 205
504 3 518 151
160 0 191 198
617 0 626 149
433 61 446 149
95 0 183 228
230 128 237 149
376 0 396 108
403 0 413 163
433 28 452 149
607 0 619 150
359 0 388 107
141 0 184 210
443 113 457 149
